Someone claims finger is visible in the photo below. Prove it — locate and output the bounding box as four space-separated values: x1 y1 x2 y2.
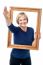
4 7 7 12
3 7 10 19
3 7 9 17
3 7 7 14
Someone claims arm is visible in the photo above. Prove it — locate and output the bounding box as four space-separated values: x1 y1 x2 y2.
32 39 37 47
31 28 37 47
8 23 18 33
32 32 41 47
3 7 12 25
3 7 18 33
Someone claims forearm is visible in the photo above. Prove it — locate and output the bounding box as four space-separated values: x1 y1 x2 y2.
6 21 12 26
8 23 15 33
7 23 18 33
32 39 37 47
6 21 14 33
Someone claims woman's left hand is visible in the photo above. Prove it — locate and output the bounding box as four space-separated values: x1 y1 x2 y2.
34 32 41 40
32 32 41 47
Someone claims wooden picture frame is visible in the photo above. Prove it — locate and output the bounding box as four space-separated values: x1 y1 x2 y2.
7 7 42 50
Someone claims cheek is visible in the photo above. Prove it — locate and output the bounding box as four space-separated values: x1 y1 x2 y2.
23 22 27 25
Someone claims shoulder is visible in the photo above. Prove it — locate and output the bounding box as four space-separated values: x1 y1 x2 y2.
27 27 34 32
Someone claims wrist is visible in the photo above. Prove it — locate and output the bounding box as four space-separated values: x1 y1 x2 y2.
6 22 12 26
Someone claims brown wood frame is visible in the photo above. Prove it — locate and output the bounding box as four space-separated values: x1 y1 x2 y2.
7 7 42 50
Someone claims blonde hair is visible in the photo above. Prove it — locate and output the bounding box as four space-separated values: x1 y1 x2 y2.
16 12 28 24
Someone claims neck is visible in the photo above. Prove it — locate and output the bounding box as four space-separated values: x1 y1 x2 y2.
20 26 27 32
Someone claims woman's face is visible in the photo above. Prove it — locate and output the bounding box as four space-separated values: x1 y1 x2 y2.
18 15 28 27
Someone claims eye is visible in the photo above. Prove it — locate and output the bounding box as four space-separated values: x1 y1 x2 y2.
19 19 22 21
24 18 26 20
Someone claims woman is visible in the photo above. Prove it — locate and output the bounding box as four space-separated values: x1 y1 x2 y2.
3 7 41 65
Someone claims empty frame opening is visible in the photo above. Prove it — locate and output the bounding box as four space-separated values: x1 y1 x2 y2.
11 11 38 45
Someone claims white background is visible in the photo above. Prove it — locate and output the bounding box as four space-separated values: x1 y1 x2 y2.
0 0 43 65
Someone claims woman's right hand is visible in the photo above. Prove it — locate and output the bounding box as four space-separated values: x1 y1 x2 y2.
3 7 13 24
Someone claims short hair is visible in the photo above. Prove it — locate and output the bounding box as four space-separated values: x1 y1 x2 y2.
16 12 28 24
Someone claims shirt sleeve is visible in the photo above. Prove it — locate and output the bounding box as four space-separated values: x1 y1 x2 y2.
8 23 19 33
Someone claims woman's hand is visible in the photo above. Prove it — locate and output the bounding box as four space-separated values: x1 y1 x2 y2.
34 32 41 39
3 7 13 24
32 32 41 47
